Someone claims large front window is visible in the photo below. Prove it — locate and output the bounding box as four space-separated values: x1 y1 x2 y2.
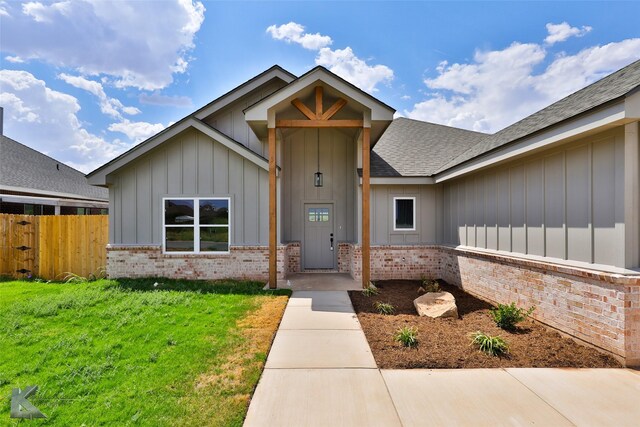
163 197 230 253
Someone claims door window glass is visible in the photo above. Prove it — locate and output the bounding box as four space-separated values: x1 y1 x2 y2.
308 208 329 222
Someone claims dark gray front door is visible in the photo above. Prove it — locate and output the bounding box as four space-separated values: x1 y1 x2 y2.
304 204 334 269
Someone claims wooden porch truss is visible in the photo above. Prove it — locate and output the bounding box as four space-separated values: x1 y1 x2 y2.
268 85 371 289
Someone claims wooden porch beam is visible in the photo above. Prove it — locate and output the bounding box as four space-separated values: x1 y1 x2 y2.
362 127 371 288
321 98 347 121
276 119 363 128
268 127 277 289
291 99 316 121
315 86 323 119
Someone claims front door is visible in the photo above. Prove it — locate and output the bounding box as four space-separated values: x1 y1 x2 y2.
304 204 334 269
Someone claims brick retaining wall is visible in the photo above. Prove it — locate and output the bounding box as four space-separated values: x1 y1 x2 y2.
438 247 640 366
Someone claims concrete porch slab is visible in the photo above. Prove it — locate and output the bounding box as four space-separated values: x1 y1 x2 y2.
279 305 360 330
280 273 362 291
506 368 640 426
381 369 573 427
265 329 376 368
244 369 401 427
286 290 354 308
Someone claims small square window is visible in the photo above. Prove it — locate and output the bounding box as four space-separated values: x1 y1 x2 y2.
394 197 415 231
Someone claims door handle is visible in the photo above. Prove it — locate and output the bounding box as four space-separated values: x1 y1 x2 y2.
330 233 334 251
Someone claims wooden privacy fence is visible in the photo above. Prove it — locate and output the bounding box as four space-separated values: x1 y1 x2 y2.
0 214 108 280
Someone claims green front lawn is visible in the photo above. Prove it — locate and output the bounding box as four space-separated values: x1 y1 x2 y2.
0 278 290 426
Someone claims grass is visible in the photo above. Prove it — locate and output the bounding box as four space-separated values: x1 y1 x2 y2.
0 277 290 426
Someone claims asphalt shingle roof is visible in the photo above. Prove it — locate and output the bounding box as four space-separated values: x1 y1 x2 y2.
0 136 108 200
436 59 640 173
371 118 487 176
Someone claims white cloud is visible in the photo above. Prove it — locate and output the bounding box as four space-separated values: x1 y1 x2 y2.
266 22 333 50
545 22 592 45
108 119 165 143
2 0 205 90
267 21 393 93
139 92 193 108
5 56 25 63
0 70 130 173
0 1 10 16
405 36 640 133
315 47 394 93
58 73 139 118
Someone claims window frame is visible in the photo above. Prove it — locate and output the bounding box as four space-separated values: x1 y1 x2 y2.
392 196 416 231
162 196 231 254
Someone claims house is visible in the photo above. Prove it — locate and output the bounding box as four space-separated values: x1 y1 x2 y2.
0 132 109 215
88 61 640 366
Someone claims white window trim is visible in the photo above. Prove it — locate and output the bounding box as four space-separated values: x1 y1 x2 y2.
393 196 416 231
162 196 231 254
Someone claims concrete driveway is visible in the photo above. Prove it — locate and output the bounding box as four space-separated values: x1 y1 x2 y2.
245 289 640 427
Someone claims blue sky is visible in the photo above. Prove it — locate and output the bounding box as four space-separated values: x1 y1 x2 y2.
1 1 639 172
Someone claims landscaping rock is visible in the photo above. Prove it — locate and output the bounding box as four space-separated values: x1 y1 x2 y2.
413 292 458 318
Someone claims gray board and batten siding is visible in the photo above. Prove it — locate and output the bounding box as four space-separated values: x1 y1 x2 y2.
441 128 627 270
109 128 269 246
281 128 358 246
370 184 444 245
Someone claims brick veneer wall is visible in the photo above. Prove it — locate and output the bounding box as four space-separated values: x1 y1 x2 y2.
107 245 289 281
285 242 300 274
338 243 352 274
346 244 442 281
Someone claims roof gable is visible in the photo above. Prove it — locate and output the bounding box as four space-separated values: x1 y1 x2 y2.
88 65 294 184
244 66 395 123
87 118 270 186
194 65 295 120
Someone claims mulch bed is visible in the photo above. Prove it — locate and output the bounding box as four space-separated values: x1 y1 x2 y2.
349 280 622 369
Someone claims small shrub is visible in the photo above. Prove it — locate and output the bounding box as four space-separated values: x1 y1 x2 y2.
374 301 395 315
148 352 159 363
421 279 441 293
62 267 107 284
362 282 379 297
395 326 418 348
470 331 508 356
167 336 177 346
490 302 535 330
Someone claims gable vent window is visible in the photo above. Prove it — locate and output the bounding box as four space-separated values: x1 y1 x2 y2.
393 197 416 231
163 197 230 254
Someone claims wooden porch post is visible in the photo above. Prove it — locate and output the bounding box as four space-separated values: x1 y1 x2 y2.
268 127 277 289
362 127 371 288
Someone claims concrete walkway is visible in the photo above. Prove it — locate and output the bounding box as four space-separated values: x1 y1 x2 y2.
245 289 640 427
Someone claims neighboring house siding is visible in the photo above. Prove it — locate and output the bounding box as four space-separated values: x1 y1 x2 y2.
281 128 357 244
442 128 626 269
370 184 443 245
203 79 288 157
108 128 268 246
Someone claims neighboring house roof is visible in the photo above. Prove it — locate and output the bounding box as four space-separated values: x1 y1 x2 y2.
0 135 108 201
371 118 487 177
435 59 640 174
